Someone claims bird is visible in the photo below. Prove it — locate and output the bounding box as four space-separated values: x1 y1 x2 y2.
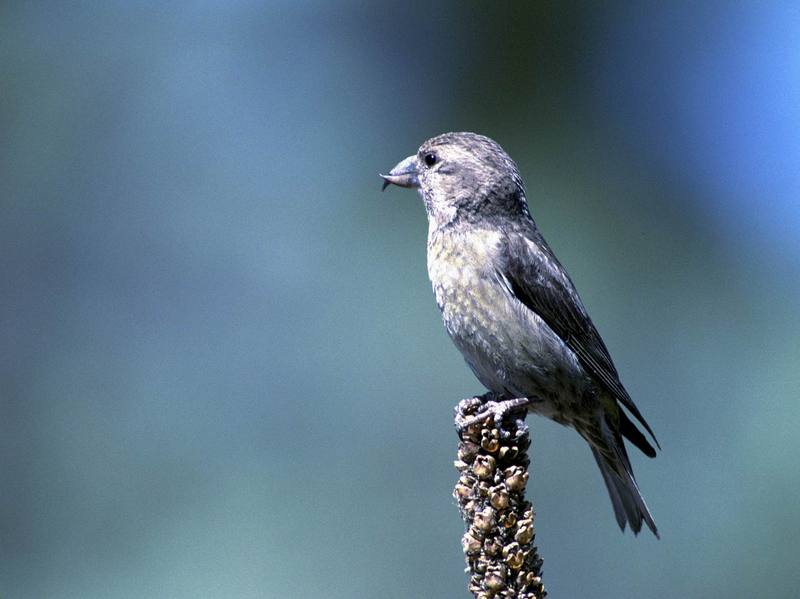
380 132 659 537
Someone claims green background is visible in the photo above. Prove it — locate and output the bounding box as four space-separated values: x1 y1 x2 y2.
2 2 799 598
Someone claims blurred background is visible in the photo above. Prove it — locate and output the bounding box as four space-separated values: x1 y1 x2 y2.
1 2 798 598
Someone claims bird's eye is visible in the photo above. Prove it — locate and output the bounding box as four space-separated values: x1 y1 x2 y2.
423 152 438 167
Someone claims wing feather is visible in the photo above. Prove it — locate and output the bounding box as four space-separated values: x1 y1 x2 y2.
503 225 659 449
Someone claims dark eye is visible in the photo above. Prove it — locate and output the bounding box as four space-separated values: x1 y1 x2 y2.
423 152 438 167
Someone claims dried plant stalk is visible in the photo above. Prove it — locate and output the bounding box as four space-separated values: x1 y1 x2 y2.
454 394 546 599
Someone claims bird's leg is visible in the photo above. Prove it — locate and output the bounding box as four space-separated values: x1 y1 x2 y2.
455 394 535 434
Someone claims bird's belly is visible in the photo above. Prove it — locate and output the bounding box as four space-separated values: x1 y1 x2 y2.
432 273 589 419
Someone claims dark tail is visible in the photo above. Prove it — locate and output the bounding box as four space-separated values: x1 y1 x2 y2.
619 409 656 458
586 416 659 538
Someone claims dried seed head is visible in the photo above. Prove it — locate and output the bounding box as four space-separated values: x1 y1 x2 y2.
489 487 510 510
454 483 472 499
480 428 501 454
523 508 534 521
505 469 528 492
462 533 482 555
484 538 501 556
459 473 476 487
459 441 480 462
501 511 518 529
464 422 482 443
469 524 486 540
454 395 544 598
484 572 506 593
498 445 519 461
473 455 497 480
503 543 524 570
515 524 534 545
481 436 500 453
473 507 496 532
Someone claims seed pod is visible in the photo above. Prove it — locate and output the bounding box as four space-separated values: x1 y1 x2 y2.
462 533 482 555
484 572 505 593
505 469 528 492
473 506 496 532
515 524 534 545
503 543 524 570
459 441 480 462
473 455 497 480
489 487 510 510
501 511 517 529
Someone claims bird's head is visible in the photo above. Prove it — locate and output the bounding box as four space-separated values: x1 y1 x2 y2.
381 132 528 228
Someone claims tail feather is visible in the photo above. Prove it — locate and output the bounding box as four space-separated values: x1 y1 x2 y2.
619 409 657 458
586 416 659 538
591 447 659 537
593 446 628 531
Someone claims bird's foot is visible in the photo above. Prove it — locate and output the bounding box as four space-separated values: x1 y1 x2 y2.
455 396 532 435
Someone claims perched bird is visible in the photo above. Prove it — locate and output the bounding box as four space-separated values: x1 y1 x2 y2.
381 132 659 537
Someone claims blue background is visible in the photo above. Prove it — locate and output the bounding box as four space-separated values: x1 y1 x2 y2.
2 2 799 597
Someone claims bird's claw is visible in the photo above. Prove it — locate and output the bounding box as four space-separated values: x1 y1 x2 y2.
456 397 531 435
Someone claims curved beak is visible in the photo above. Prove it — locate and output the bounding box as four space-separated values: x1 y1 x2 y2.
380 155 419 191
